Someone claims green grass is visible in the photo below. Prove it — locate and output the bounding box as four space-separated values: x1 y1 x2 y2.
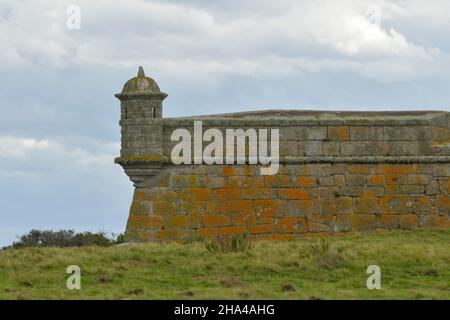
1 229 449 300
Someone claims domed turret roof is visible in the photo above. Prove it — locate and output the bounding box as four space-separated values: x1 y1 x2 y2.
121 66 162 94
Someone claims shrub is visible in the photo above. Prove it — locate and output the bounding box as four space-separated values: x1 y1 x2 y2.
114 233 125 244
205 233 253 254
8 229 124 249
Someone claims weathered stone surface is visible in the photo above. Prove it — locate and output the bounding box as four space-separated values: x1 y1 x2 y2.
115 68 450 242
349 126 384 140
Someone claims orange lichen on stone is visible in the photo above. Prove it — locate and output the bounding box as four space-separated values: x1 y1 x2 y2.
348 165 371 174
213 188 241 200
321 197 353 215
202 214 231 227
277 218 307 233
219 226 247 236
232 211 257 225
223 166 235 176
152 201 177 215
398 214 417 229
351 214 376 231
248 224 275 234
253 199 283 222
278 189 309 199
264 175 290 187
416 196 431 210
369 175 386 186
355 196 380 214
418 215 445 228
272 234 296 241
328 126 349 141
379 195 413 215
376 215 398 229
241 188 274 199
196 228 218 238
435 195 450 210
180 188 211 201
380 164 420 174
338 127 349 141
128 215 164 229
124 162 448 242
168 215 190 227
295 176 316 187
226 176 265 188
156 228 194 241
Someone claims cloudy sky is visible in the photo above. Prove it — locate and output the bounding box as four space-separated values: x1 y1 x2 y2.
0 0 449 246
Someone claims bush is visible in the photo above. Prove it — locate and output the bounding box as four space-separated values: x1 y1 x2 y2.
8 229 124 249
114 233 125 244
205 233 253 254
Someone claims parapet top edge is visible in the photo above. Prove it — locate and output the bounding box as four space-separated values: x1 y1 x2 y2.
166 109 448 119
156 110 449 127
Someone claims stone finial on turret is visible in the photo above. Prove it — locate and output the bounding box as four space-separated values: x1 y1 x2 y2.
137 66 145 77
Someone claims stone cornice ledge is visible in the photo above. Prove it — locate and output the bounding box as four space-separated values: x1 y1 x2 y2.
115 92 168 101
115 155 450 166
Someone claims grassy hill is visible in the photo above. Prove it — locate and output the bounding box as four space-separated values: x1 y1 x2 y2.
1 229 449 300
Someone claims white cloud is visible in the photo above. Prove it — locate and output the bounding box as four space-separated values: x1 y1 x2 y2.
0 0 448 83
0 135 119 172
0 136 50 157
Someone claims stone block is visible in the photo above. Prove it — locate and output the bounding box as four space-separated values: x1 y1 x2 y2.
318 176 335 186
277 218 307 233
349 126 384 140
407 174 429 186
248 224 275 234
355 197 381 214
337 186 364 197
340 141 361 156
335 215 352 232
323 141 340 156
299 141 323 156
280 126 327 140
388 141 427 156
278 189 310 200
284 200 314 217
213 188 241 200
241 188 276 199
383 126 428 141
295 176 317 187
202 214 231 227
368 175 386 186
346 174 366 186
327 126 349 141
321 197 353 215
376 215 398 229
398 214 417 229
352 214 376 231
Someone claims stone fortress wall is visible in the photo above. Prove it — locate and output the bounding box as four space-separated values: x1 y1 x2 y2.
115 68 450 241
